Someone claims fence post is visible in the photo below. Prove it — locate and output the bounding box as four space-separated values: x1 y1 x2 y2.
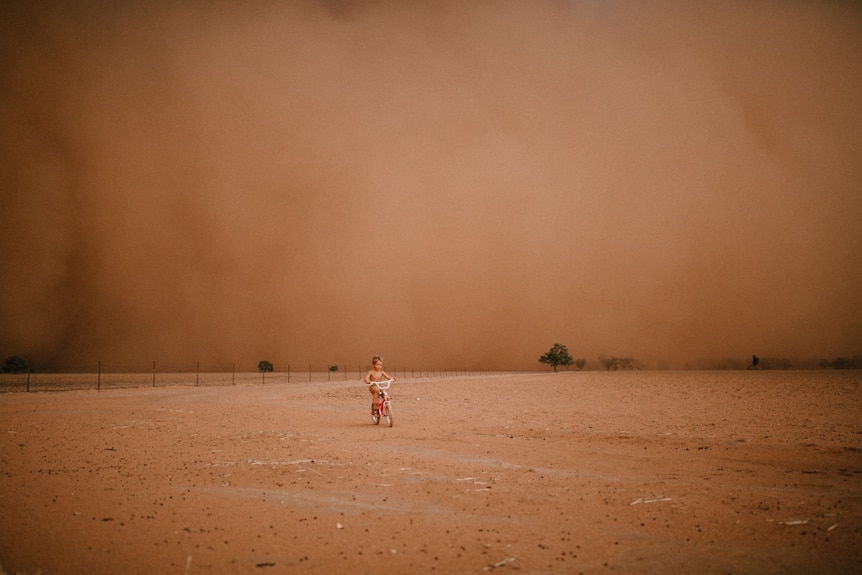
288 364 290 383
26 370 30 392
97 360 101 391
152 361 156 387
196 361 200 386
232 363 236 385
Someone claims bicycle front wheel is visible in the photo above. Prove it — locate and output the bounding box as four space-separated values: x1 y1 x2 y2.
385 402 393 427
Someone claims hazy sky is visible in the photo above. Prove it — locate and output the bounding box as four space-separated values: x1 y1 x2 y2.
1 1 861 371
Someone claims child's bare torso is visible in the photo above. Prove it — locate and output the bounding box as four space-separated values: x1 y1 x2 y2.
367 369 386 382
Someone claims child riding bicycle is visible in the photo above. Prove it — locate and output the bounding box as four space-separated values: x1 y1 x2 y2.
363 356 397 417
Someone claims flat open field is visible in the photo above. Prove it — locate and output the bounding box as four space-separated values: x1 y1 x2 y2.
1 371 860 574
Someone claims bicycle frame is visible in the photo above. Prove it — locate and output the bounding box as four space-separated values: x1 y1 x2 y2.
371 379 394 427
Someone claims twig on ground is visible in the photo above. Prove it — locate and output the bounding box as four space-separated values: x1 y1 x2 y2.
484 556 516 571
778 519 809 526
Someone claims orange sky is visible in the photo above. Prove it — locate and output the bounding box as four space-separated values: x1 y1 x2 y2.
1 1 861 370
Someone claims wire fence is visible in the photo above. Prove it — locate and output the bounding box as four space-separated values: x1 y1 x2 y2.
0 361 496 393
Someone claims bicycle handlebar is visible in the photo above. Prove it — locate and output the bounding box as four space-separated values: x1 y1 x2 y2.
368 379 394 390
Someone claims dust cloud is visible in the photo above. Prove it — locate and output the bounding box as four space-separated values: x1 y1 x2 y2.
1 1 861 371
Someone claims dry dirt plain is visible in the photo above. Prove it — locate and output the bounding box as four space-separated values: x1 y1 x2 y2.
1 371 860 574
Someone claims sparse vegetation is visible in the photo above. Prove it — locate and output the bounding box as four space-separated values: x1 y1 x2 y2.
599 355 617 370
2 355 29 374
574 358 586 370
818 356 862 369
539 343 574 372
257 360 274 372
599 355 638 370
328 365 338 372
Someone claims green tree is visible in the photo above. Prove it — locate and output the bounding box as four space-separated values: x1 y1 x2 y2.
258 360 274 372
539 343 574 372
2 355 29 374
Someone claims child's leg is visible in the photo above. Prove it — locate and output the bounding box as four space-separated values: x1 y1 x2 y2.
369 384 380 412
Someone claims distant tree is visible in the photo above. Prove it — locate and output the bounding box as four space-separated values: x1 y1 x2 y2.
598 355 638 370
328 365 339 372
599 355 619 371
258 360 274 372
751 355 760 370
539 343 574 372
832 357 850 369
574 358 586 371
2 355 29 374
818 356 862 369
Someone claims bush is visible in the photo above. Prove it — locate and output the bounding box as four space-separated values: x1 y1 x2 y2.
258 360 274 372
2 356 29 374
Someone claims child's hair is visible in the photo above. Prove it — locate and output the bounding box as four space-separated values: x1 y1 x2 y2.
372 355 383 364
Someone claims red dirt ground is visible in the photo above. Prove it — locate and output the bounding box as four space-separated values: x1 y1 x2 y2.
1 371 860 574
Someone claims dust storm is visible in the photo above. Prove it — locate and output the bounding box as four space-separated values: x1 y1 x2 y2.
1 1 860 371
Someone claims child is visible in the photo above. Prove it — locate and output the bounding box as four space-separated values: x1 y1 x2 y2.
363 355 397 416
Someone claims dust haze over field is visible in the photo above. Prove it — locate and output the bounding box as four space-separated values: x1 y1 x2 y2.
1 1 861 371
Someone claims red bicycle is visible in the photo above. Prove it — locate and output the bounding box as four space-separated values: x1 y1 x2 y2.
371 379 394 427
